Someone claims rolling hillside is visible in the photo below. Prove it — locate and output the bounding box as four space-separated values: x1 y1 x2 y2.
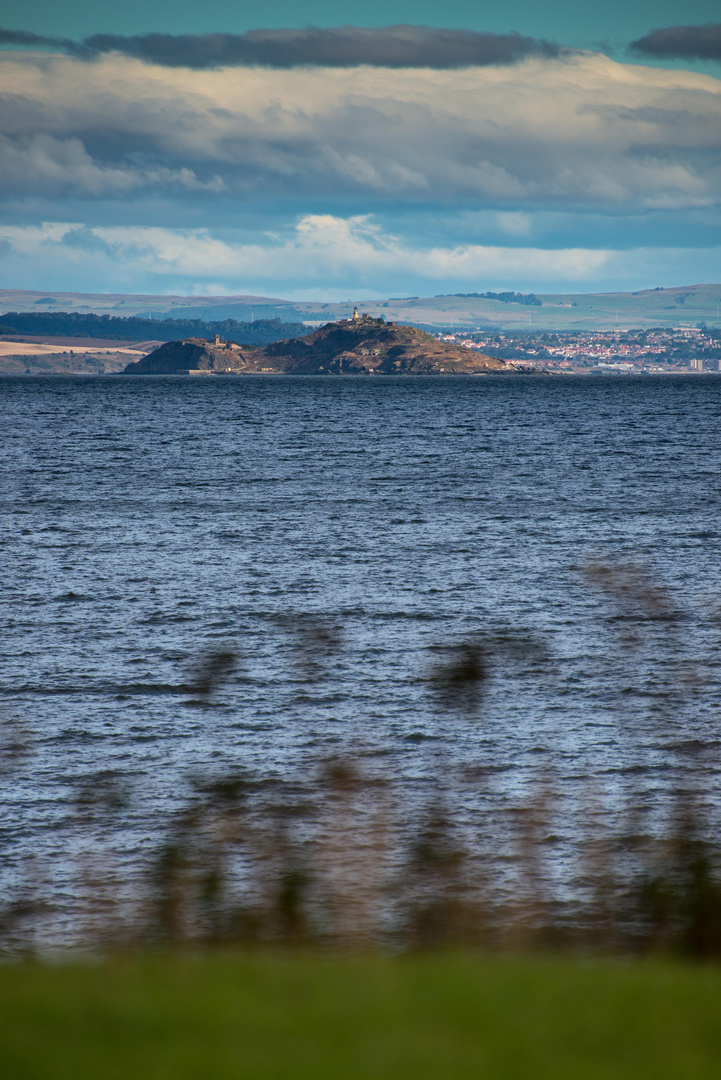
2 284 720 332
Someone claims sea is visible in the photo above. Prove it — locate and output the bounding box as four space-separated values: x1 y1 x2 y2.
1 373 721 938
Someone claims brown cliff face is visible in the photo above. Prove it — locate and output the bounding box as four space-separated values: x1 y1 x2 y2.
248 317 506 374
123 319 507 375
122 337 254 374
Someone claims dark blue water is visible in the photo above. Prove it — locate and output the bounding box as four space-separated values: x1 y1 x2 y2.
1 374 721 934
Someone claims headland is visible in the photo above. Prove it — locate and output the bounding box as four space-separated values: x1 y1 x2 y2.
122 312 512 375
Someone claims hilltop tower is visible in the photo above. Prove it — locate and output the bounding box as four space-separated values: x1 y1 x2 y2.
351 306 359 321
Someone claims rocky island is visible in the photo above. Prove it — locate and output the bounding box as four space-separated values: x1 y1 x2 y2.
122 311 511 375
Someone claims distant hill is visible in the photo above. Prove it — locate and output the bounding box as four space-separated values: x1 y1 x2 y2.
0 311 306 345
3 284 720 332
123 317 511 375
448 291 543 306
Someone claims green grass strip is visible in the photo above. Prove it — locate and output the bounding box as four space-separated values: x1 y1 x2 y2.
1 953 720 1079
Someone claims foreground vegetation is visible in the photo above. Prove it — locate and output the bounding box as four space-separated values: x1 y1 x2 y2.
2 563 721 959
2 561 721 1076
2 952 721 1079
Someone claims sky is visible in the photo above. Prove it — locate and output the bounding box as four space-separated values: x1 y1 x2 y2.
0 2 719 299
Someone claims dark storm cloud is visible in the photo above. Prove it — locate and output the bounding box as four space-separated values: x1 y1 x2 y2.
0 25 565 69
0 27 84 53
630 24 721 61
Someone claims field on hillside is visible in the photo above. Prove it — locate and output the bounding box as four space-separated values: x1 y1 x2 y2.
0 336 158 375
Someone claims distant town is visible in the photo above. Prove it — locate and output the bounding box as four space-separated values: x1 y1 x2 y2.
434 326 721 373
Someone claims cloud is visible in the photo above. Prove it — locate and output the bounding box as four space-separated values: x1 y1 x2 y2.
0 216 616 291
0 28 79 53
0 51 718 210
0 131 224 197
495 212 533 236
631 24 721 62
0 25 566 70
2 215 720 296
0 221 77 253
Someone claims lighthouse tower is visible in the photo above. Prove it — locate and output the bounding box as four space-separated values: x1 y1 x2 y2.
351 306 360 322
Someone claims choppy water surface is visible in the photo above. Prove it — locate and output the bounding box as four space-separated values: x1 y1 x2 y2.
1 373 721 933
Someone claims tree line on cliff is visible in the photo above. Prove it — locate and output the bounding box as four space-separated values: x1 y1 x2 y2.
0 311 307 344
453 291 543 306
